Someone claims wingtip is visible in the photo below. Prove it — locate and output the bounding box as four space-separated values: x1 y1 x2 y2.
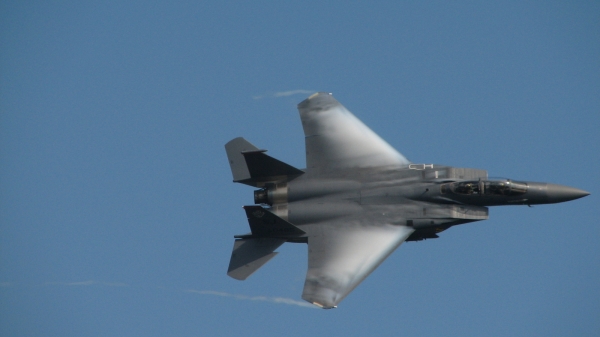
310 301 337 309
297 92 340 112
307 92 332 100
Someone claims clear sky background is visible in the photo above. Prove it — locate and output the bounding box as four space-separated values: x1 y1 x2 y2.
1 1 599 336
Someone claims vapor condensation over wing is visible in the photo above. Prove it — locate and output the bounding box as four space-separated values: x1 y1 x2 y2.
253 89 314 100
187 289 317 309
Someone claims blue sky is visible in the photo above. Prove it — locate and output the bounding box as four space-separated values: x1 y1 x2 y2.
1 1 598 336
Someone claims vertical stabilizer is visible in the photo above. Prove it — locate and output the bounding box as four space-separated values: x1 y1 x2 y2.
225 137 304 186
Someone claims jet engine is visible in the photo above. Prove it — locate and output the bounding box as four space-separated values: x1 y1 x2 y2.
254 183 288 206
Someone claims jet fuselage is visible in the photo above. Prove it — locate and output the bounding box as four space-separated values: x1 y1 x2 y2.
254 164 588 242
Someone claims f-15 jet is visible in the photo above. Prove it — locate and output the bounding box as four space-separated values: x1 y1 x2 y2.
225 92 589 309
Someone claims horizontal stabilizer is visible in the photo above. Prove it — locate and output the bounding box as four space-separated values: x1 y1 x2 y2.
225 137 304 186
243 205 305 237
227 238 285 280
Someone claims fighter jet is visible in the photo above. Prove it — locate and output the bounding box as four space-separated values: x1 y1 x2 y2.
224 92 589 309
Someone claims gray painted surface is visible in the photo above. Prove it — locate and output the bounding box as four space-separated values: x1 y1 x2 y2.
225 92 589 309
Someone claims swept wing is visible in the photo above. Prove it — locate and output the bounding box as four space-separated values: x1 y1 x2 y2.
297 92 414 307
298 92 410 171
302 218 414 308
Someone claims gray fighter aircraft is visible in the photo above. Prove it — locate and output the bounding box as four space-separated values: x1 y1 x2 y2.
225 92 589 309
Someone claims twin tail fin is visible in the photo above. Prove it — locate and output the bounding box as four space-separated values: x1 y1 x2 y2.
225 137 304 187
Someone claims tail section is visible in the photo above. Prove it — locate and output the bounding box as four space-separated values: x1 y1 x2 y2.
225 137 304 187
225 138 306 280
227 206 306 280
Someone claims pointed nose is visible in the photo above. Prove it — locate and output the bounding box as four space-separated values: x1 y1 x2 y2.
545 184 590 203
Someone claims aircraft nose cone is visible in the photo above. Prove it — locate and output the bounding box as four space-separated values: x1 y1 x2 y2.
545 184 590 203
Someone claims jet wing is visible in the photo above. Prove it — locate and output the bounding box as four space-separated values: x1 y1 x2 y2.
297 92 410 171
302 220 414 308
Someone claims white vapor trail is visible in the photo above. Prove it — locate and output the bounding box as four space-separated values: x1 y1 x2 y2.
26 280 317 309
187 289 317 309
44 280 129 287
65 280 96 286
253 89 314 100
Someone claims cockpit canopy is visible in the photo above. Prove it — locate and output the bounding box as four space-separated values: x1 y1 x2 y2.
441 179 528 196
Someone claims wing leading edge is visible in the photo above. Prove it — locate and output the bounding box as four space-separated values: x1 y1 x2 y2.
298 92 410 172
302 221 414 308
